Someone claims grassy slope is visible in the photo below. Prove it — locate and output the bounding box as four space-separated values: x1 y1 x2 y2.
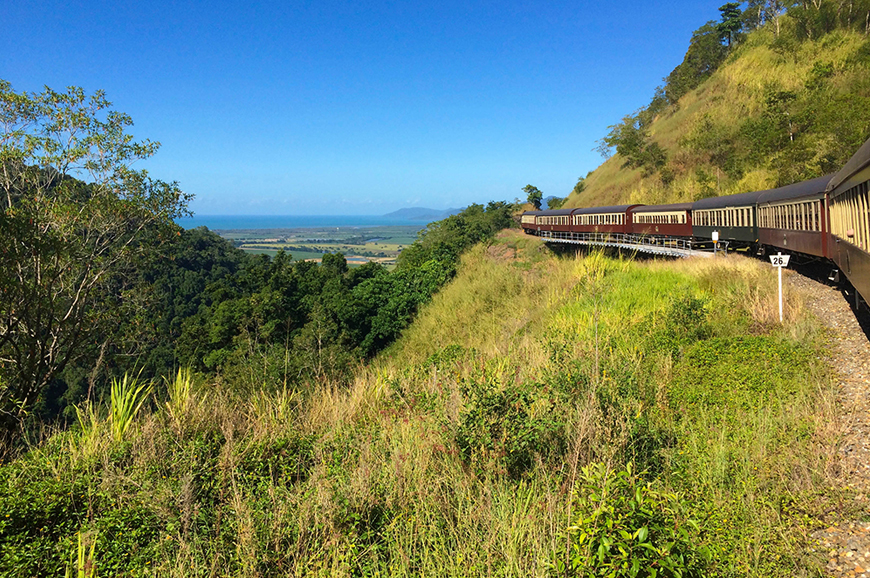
566 28 870 209
0 231 847 577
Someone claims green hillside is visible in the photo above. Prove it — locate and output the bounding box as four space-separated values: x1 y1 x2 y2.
569 13 870 209
0 232 846 576
3 5 868 576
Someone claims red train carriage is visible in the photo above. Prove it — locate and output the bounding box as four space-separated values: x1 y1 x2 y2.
526 208 576 235
630 203 693 238
756 175 831 259
826 137 870 303
520 211 540 234
570 205 642 235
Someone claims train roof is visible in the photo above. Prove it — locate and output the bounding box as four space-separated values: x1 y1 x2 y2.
533 208 576 216
632 202 693 213
692 189 764 210
827 136 870 193
571 204 642 214
757 174 832 204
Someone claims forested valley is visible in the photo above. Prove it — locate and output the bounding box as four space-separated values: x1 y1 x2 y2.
2 1 870 576
0 123 514 433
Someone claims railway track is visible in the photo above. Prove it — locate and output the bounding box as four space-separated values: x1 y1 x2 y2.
785 267 870 577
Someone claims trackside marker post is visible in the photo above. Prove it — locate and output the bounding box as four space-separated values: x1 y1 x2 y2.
769 252 790 322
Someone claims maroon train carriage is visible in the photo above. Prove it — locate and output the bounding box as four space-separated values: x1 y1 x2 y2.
630 203 693 238
756 175 831 259
826 136 870 303
525 208 576 236
520 210 540 235
570 205 642 236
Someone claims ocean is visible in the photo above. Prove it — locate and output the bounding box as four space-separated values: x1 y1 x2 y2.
177 215 424 230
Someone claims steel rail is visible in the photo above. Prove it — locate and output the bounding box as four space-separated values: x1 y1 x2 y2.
535 231 723 258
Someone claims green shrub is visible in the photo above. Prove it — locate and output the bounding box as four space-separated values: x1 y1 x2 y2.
670 336 813 410
554 462 710 577
93 506 161 576
457 381 565 478
237 433 317 488
647 295 712 358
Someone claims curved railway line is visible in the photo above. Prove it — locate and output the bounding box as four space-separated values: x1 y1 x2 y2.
522 137 870 577
523 136 870 308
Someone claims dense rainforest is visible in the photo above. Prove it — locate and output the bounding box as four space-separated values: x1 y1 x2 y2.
1 1 869 576
1 167 515 430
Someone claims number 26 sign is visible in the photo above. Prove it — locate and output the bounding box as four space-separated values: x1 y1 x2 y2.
769 254 790 267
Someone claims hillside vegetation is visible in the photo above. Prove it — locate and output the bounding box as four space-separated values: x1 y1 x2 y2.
3 4 868 576
569 6 870 209
0 232 847 576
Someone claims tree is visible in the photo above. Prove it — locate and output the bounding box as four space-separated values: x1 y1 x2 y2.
572 176 587 196
0 80 191 441
743 0 766 30
664 22 729 104
764 0 788 35
598 115 668 176
523 185 543 210
546 196 567 209
718 2 744 46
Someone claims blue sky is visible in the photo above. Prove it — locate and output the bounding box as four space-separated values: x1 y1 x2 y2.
4 0 728 215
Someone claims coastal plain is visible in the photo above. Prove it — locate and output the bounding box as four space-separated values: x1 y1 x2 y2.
214 224 424 266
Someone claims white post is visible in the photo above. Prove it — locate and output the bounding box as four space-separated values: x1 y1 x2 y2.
769 252 789 323
778 257 783 323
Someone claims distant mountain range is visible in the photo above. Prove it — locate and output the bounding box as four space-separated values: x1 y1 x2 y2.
383 207 463 221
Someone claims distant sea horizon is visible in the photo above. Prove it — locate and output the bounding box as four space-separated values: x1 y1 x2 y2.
177 214 426 230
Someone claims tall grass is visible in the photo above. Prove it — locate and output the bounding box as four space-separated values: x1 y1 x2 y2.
109 372 152 442
163 367 195 427
0 235 845 576
64 532 96 578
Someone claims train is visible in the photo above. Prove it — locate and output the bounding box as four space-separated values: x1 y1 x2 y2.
522 136 870 305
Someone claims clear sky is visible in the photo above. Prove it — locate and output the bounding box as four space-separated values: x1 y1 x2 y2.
4 0 728 215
